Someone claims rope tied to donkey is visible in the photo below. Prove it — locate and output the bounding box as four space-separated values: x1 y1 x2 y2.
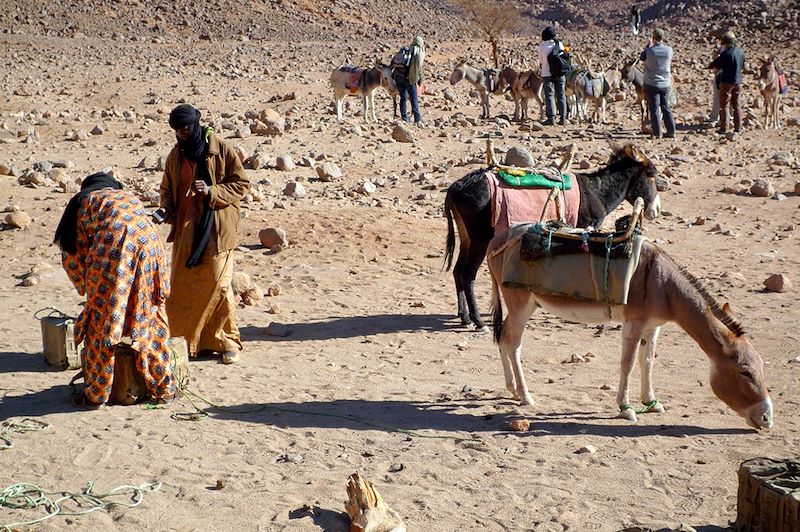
0 418 50 450
620 399 662 414
0 481 161 531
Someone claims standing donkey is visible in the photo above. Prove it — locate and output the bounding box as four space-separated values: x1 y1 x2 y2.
487 233 773 429
497 66 544 122
330 63 397 123
450 60 502 119
620 58 677 133
757 57 783 129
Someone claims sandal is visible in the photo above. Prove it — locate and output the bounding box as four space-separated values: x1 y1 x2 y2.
150 394 175 406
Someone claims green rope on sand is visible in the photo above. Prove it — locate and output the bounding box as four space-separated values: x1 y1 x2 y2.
0 418 50 450
0 481 161 531
619 399 662 414
171 386 483 444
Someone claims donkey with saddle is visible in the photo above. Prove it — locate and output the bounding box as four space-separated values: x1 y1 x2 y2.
488 198 773 429
330 63 397 123
444 141 662 331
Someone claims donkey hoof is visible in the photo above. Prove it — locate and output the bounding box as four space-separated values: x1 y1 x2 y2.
618 407 638 422
520 395 535 406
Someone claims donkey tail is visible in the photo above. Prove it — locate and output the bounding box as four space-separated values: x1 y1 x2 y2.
491 274 504 344
443 188 456 272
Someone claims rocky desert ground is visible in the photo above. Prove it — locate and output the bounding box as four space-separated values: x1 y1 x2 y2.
1 0 799 531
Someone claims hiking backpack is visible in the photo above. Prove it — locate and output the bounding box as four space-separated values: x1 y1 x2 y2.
391 47 414 70
547 41 571 77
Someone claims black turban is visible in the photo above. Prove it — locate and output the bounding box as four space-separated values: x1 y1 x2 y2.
54 172 123 254
542 26 557 41
169 104 207 162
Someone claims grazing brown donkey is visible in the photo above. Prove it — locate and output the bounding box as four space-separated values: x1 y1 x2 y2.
757 58 783 129
487 234 773 429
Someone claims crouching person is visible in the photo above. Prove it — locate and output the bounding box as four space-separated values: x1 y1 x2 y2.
55 172 176 408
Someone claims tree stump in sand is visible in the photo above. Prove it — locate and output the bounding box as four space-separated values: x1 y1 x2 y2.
345 472 406 532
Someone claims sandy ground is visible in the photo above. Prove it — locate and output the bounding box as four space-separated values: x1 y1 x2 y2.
1 26 799 532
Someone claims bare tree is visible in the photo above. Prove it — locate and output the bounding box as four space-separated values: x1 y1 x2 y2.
453 0 521 68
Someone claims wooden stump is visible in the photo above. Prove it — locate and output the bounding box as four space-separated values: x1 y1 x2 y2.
345 472 405 532
736 457 800 532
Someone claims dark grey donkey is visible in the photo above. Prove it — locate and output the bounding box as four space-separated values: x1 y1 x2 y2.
443 142 663 330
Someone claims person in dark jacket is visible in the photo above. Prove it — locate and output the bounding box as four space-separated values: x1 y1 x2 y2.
708 32 745 134
640 28 675 138
538 25 567 126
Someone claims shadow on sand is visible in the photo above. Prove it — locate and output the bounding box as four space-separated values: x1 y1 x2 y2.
207 399 754 439
240 313 463 343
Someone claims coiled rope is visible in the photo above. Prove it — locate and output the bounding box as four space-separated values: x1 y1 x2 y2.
0 481 161 531
0 418 50 450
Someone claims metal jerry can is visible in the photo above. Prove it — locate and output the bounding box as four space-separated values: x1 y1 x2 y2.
37 308 82 370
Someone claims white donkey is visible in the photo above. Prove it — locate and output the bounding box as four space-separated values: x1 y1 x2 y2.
449 60 502 119
330 63 397 123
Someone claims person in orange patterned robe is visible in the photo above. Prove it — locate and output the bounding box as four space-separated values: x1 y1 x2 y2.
55 172 175 406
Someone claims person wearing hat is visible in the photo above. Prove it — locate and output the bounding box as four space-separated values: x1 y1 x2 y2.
640 27 676 138
159 104 250 364
708 32 745 134
538 25 568 126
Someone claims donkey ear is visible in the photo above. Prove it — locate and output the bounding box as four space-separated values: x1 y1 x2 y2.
721 302 737 320
607 139 624 152
705 307 738 347
623 144 646 162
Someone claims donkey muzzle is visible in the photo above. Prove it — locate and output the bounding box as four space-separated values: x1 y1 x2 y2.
743 397 773 430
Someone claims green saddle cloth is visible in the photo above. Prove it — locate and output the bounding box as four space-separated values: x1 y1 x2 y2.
496 168 573 190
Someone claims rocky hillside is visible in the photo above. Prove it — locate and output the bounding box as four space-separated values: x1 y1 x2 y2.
0 0 796 43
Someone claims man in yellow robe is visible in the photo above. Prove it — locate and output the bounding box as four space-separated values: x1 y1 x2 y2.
159 104 249 364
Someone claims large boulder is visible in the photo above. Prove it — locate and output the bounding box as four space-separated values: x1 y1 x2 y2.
504 146 534 168
259 227 288 248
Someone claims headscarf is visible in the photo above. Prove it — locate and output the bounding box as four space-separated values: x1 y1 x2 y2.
542 26 557 41
169 104 215 268
169 104 207 162
409 35 425 84
54 172 123 254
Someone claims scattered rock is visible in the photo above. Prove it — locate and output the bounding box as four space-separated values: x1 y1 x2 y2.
358 180 377 195
316 162 342 181
276 155 295 171
284 181 306 198
230 271 252 295
259 228 288 248
507 419 530 432
770 152 795 167
391 123 415 143
267 285 281 296
575 445 597 454
750 178 775 198
241 285 264 306
763 273 792 293
4 211 32 229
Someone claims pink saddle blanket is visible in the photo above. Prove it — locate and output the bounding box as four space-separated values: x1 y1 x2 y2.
488 170 580 249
